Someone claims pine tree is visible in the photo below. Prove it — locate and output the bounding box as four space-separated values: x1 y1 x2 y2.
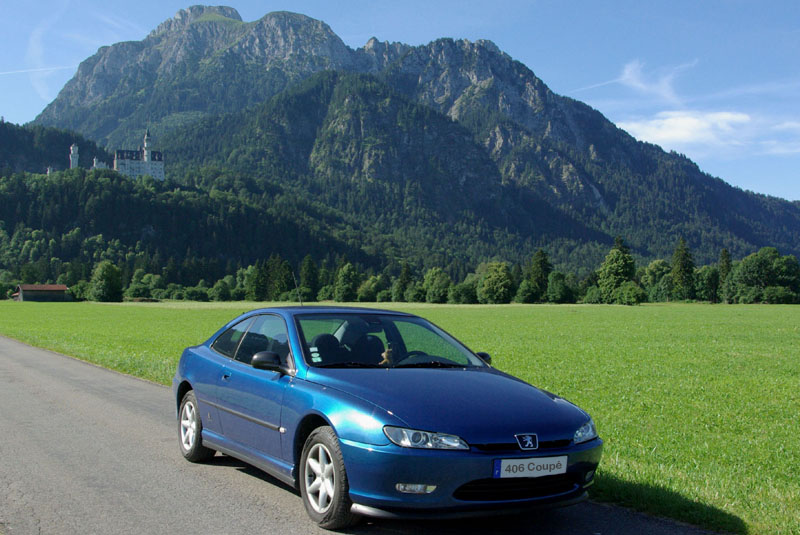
526 249 552 302
719 248 732 285
391 262 412 302
671 237 695 300
299 255 319 296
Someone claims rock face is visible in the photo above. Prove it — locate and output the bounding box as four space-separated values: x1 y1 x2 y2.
32 6 800 264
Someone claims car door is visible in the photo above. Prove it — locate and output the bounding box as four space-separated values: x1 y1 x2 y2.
215 314 292 461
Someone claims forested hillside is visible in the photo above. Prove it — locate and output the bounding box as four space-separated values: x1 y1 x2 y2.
0 121 111 174
0 167 376 287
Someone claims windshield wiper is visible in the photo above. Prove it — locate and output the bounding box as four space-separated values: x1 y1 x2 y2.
316 361 383 368
394 361 464 368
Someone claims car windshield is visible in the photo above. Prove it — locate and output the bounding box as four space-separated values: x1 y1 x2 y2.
295 313 485 369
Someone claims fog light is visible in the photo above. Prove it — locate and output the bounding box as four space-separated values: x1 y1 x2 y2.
585 470 595 482
396 483 437 494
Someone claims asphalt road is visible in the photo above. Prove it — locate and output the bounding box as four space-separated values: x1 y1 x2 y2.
0 336 717 535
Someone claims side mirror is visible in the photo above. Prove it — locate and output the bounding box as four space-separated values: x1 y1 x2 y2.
251 351 285 373
476 352 492 365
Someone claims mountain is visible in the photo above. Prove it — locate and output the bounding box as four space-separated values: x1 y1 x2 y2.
31 6 800 271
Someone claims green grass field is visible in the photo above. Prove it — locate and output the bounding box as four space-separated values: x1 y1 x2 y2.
0 301 797 534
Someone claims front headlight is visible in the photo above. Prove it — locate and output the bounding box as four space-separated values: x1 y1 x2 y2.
384 426 469 450
573 418 598 444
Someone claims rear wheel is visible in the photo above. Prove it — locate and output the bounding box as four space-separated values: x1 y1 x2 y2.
299 426 359 529
179 390 215 462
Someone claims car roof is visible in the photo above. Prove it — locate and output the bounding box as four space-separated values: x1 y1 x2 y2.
246 306 415 317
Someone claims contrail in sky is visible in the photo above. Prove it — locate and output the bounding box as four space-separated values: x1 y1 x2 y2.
0 66 76 76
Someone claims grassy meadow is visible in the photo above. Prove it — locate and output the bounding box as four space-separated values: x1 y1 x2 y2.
0 300 797 534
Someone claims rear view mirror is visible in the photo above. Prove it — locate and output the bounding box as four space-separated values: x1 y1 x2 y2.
476 352 492 365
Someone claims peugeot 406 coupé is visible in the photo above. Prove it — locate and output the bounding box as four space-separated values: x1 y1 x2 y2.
173 307 602 529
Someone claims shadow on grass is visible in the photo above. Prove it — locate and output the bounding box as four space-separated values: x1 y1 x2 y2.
591 472 748 534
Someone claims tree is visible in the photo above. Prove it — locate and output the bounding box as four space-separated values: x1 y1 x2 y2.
597 237 635 303
448 276 479 304
89 260 123 302
612 281 647 305
723 247 800 303
423 267 452 304
718 248 732 286
209 279 231 301
357 276 380 302
641 260 670 293
477 262 514 304
526 249 552 302
334 263 360 302
299 255 319 297
391 262 412 302
694 265 720 303
265 254 293 300
514 279 536 303
670 237 695 300
245 261 269 301
546 271 575 303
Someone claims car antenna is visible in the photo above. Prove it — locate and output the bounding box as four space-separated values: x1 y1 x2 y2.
292 271 303 307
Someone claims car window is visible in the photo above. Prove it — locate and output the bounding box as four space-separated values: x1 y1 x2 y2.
296 313 482 368
211 318 253 358
394 319 472 365
234 315 291 365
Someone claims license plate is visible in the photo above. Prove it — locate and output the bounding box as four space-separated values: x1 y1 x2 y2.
493 456 568 478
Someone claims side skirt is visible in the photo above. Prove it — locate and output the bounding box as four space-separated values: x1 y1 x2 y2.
203 435 296 488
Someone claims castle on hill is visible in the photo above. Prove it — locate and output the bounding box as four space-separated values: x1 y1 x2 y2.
113 129 165 180
56 130 164 180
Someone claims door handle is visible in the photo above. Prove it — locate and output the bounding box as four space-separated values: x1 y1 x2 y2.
221 372 232 381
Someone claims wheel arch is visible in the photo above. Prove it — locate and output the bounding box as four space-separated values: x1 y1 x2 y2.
176 380 193 415
292 412 333 486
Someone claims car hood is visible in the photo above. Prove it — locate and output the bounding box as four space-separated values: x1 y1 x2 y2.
304 367 589 445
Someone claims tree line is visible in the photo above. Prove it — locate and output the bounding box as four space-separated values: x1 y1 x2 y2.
5 236 798 305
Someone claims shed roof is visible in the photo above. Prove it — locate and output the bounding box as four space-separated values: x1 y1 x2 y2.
18 284 69 291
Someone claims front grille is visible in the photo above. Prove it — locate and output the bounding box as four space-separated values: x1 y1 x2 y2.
471 439 572 452
453 474 578 501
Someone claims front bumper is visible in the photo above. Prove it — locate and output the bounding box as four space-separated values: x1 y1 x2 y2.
339 436 602 516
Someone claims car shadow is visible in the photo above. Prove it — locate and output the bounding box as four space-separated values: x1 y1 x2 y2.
206 453 301 496
206 456 746 535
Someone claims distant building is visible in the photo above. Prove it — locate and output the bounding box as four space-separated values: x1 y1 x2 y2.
114 129 165 180
69 144 79 169
92 157 108 170
12 284 71 302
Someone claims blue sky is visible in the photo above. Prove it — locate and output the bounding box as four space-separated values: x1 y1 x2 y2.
2 0 799 200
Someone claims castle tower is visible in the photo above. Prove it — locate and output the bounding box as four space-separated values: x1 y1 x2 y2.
143 129 151 162
69 144 79 169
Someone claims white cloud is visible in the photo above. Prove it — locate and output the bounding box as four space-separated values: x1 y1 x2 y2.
618 110 751 147
571 59 697 106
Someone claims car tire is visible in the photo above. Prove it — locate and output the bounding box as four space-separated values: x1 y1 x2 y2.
179 390 215 462
299 426 360 530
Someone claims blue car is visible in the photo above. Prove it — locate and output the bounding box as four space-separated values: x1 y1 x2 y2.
173 307 602 529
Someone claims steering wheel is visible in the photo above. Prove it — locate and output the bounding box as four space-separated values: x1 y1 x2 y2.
394 350 428 365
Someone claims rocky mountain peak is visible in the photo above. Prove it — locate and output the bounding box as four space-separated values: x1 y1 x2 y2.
234 11 353 67
149 5 242 37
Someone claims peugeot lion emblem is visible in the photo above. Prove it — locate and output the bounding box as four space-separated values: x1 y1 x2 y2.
515 433 538 450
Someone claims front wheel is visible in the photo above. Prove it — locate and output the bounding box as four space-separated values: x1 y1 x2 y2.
179 390 215 462
299 426 359 530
